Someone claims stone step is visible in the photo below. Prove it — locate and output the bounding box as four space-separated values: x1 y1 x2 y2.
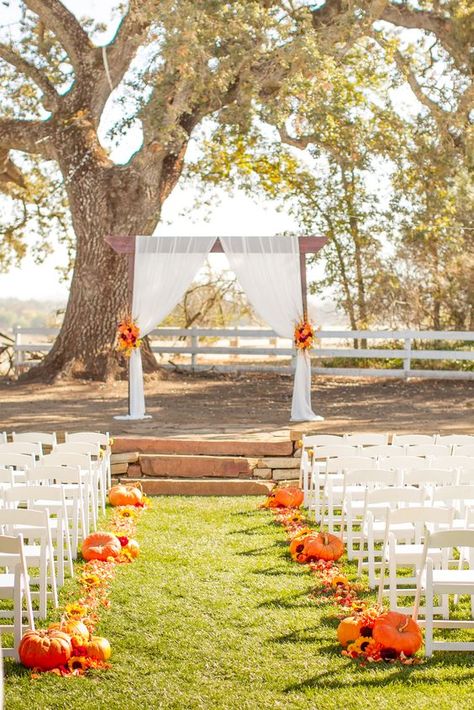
112 436 293 457
129 454 259 479
123 477 274 496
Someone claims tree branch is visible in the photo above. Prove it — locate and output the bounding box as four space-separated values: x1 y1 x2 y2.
0 118 55 159
22 0 92 70
90 1 153 119
0 42 59 110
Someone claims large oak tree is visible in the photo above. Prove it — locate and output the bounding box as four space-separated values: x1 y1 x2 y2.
0 0 471 379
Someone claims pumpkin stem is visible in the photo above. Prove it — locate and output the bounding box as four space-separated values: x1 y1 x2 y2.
323 533 329 545
398 616 410 633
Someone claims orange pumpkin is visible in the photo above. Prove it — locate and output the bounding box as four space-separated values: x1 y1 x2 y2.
265 486 304 509
303 532 344 561
108 483 143 507
337 617 362 646
49 619 89 645
82 531 121 561
85 636 112 661
19 629 73 671
125 539 140 558
372 611 422 656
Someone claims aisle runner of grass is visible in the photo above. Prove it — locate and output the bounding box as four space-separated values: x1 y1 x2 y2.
4 497 474 710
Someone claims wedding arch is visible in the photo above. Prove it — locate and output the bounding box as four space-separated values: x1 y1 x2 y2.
106 235 327 422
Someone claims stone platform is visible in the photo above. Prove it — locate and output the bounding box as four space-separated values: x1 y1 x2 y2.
110 426 322 495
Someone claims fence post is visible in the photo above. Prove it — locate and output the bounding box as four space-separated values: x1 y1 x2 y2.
14 326 22 374
190 330 197 372
403 335 411 378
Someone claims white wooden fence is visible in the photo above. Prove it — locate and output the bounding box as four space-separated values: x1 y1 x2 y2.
11 326 474 379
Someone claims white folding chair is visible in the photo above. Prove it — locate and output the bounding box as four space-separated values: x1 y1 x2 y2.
343 433 389 446
0 434 6 445
432 485 474 520
66 431 112 488
0 534 34 659
414 528 474 656
436 434 474 448
392 434 437 446
0 507 58 618
357 486 427 588
4 486 73 587
454 445 474 458
299 435 344 506
12 432 57 455
406 444 451 458
0 454 35 484
42 452 96 533
320 457 376 531
378 506 454 614
379 455 428 473
363 445 405 458
342 469 400 559
0 442 42 458
54 443 105 516
403 468 459 491
307 445 359 518
27 465 87 558
431 456 474 484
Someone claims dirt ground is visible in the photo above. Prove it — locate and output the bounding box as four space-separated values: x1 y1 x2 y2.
0 371 472 438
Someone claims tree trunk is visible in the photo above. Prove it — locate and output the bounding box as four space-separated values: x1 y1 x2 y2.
21 131 167 382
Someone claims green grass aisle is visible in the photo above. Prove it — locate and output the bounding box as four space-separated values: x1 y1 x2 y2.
4 497 474 710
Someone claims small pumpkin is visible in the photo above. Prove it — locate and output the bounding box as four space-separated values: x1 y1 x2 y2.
19 629 73 671
82 531 121 561
125 539 140 558
49 619 89 646
108 483 143 507
265 486 304 509
85 636 112 661
337 617 363 646
372 611 422 656
303 532 344 561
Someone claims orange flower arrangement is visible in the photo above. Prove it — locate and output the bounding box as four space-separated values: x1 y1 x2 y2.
294 318 315 350
117 318 141 357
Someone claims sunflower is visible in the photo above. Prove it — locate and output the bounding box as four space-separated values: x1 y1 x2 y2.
65 602 88 619
117 507 137 519
347 635 374 656
67 656 90 673
80 573 101 587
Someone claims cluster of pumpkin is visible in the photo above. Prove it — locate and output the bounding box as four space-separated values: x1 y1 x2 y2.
19 483 148 676
338 610 423 663
264 485 424 664
19 620 111 674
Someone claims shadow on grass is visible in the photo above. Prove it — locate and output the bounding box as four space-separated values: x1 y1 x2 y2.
253 566 305 577
268 626 335 645
258 590 311 609
283 654 474 693
228 524 272 536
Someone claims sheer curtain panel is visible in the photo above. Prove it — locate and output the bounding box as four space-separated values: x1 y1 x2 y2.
220 236 322 421
124 236 216 419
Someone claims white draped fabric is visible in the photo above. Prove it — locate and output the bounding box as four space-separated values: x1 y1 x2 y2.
124 236 216 419
220 236 321 421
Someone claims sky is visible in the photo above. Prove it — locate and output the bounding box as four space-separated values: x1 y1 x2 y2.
0 0 422 307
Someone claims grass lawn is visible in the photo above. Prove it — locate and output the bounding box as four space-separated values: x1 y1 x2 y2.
4 497 474 710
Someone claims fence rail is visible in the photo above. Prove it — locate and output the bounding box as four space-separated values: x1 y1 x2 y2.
11 326 474 379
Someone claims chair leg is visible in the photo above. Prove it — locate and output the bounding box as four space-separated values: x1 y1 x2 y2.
425 587 433 657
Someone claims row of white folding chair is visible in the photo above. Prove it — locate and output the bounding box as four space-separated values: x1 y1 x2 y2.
2 485 73 587
346 482 474 564
414 528 474 656
0 533 34 659
26 466 87 558
378 506 454 616
306 451 474 520
0 507 58 620
357 486 474 589
327 468 460 539
65 432 112 489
